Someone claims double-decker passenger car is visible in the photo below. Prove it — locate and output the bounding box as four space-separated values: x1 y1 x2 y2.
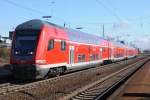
10 19 138 79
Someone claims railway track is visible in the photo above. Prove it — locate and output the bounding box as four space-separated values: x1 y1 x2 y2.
0 55 147 99
62 57 149 100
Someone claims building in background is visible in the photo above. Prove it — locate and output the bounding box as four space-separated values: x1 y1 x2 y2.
0 32 12 48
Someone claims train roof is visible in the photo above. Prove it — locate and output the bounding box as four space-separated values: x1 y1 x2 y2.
15 19 63 30
112 41 136 50
112 41 126 48
64 28 104 45
15 19 137 49
16 19 106 45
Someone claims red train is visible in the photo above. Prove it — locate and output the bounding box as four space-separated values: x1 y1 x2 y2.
10 19 138 79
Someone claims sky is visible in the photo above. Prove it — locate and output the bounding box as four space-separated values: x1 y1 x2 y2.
0 0 150 50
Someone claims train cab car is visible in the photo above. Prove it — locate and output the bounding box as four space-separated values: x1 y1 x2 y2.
10 20 69 79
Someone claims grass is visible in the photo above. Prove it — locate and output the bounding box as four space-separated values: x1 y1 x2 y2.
0 47 10 62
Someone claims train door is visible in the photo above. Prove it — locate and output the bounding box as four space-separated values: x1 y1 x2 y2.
99 48 102 60
69 46 74 64
111 48 114 60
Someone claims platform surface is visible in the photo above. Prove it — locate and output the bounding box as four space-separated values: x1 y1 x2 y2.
111 60 150 100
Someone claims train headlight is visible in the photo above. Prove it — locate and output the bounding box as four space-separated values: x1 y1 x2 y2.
28 51 34 55
15 51 20 55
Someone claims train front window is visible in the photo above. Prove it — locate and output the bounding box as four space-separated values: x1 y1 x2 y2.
14 30 39 55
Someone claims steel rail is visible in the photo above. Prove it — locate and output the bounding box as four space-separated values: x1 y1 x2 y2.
61 57 149 100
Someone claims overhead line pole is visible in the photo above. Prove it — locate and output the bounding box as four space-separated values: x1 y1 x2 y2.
102 24 105 39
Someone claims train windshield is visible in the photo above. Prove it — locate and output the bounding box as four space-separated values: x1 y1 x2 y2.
13 30 39 55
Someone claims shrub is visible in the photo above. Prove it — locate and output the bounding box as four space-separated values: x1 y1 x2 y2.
0 47 10 60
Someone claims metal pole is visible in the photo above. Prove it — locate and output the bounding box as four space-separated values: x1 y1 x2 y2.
102 24 105 39
64 22 65 27
50 1 55 17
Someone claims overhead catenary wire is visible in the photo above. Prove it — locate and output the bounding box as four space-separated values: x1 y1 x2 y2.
1 0 68 24
94 0 147 44
2 0 148 28
2 0 150 37
2 0 150 25
95 0 122 22
2 0 46 15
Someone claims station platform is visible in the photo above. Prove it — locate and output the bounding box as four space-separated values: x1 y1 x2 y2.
110 60 150 100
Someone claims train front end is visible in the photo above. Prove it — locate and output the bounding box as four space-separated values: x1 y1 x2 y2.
10 20 44 80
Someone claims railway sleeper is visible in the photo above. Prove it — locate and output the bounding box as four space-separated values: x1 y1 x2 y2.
82 91 102 95
73 95 95 100
77 93 97 97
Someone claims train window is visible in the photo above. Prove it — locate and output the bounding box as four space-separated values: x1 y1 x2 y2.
90 54 93 61
82 54 85 62
96 54 99 60
48 39 54 50
78 55 82 62
90 54 97 61
61 40 66 51
93 55 95 60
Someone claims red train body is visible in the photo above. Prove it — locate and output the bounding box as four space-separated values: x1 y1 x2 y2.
10 19 138 79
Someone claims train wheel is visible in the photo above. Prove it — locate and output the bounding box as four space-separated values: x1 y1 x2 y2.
45 67 66 78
